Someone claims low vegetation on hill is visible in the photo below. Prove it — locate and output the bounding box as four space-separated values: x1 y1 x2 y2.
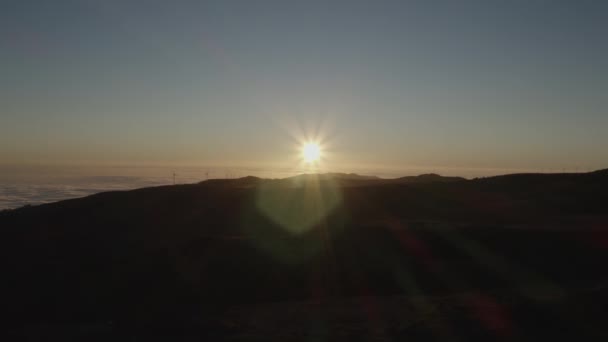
1 171 607 340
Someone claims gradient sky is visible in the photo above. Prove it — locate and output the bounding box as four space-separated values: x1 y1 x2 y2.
1 0 607 176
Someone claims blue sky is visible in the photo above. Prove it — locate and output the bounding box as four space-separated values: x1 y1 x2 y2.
1 0 607 174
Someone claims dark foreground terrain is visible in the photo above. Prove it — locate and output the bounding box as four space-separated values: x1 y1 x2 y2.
1 171 607 341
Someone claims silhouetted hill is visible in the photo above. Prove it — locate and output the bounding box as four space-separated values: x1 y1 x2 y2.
394 173 466 183
295 172 381 181
1 171 607 340
282 172 381 187
590 168 608 176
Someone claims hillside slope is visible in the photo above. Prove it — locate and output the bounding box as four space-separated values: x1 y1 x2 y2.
1 171 607 340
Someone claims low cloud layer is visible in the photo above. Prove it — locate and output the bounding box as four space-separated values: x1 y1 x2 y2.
0 176 170 210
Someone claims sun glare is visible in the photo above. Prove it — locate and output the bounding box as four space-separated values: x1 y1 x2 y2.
302 142 321 163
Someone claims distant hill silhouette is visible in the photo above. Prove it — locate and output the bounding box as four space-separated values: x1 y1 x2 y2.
394 173 466 183
1 170 607 340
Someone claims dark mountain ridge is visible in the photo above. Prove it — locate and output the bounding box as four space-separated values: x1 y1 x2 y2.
1 170 607 340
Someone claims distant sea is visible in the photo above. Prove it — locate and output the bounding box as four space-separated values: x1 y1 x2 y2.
0 165 300 210
0 164 547 210
0 164 381 210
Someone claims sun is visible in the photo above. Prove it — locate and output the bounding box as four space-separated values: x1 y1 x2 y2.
302 142 321 163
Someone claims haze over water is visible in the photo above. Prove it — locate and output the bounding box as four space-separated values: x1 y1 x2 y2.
0 163 590 210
